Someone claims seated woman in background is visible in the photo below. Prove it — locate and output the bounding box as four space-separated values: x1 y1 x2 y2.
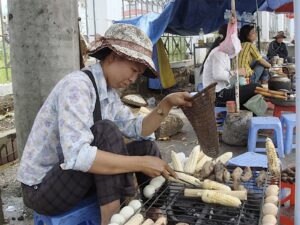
238 25 271 84
202 24 260 107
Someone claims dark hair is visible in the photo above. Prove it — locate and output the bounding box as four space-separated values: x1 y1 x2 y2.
90 47 113 61
200 24 228 74
239 25 255 43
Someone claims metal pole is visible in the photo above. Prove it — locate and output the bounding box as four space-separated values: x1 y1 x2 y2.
294 0 300 224
92 0 96 40
231 0 240 113
255 0 261 51
84 0 89 42
122 0 125 19
0 0 9 81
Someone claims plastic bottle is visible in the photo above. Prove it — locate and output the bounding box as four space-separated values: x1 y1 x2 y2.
224 9 231 20
198 28 205 46
242 11 247 22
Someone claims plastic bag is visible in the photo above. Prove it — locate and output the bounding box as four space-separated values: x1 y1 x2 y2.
219 19 241 58
229 75 247 87
243 94 268 116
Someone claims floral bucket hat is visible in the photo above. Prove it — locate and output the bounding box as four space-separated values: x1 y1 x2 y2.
88 23 157 78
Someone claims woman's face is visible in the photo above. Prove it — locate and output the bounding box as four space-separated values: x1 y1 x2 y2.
104 53 146 88
247 28 257 42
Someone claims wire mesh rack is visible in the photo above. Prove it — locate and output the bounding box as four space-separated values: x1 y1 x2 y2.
134 166 280 225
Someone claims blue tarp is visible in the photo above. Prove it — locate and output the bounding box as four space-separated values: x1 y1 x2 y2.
116 0 292 44
116 0 291 90
116 0 266 44
259 0 293 11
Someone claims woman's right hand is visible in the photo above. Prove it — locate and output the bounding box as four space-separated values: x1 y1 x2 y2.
140 156 177 179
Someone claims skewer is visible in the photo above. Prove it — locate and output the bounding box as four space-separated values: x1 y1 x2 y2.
254 90 288 100
256 87 287 96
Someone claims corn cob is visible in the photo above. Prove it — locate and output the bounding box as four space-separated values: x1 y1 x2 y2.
265 138 281 177
195 155 212 172
197 150 205 162
184 146 201 174
201 190 242 207
124 213 144 225
184 188 247 200
177 172 202 186
169 173 202 187
202 179 231 191
141 219 155 225
154 216 167 225
171 150 184 171
168 176 187 185
215 152 233 165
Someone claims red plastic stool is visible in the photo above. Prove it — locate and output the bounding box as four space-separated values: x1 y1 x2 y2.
280 181 295 225
273 104 296 117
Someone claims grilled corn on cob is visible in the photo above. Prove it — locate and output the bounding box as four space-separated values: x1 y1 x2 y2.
201 190 241 207
171 150 184 171
184 146 201 174
266 138 281 177
202 179 231 191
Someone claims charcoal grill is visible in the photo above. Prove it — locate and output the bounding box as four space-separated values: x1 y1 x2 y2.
137 167 280 225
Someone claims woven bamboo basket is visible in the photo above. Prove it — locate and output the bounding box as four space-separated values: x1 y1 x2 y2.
182 83 219 158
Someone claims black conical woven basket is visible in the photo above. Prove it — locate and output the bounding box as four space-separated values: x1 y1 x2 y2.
182 83 219 158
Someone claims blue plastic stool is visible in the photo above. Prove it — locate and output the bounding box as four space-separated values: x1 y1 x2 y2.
34 196 100 225
228 152 267 168
248 117 284 158
215 107 227 131
281 113 296 155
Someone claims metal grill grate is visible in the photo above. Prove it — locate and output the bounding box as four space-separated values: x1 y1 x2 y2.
138 167 280 225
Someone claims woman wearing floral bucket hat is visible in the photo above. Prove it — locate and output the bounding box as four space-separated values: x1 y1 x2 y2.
267 31 289 62
17 23 192 224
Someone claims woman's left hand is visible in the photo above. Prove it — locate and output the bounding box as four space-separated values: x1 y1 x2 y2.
163 92 193 108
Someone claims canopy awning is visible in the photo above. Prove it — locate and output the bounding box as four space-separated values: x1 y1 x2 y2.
116 0 265 44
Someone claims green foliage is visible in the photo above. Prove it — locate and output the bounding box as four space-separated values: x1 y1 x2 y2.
161 35 191 62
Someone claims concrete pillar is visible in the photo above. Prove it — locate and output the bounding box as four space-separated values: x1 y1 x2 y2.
8 0 80 155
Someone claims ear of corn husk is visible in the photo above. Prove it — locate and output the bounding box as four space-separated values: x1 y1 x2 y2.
184 145 201 174
184 188 247 200
202 179 231 191
265 138 281 177
171 150 184 171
